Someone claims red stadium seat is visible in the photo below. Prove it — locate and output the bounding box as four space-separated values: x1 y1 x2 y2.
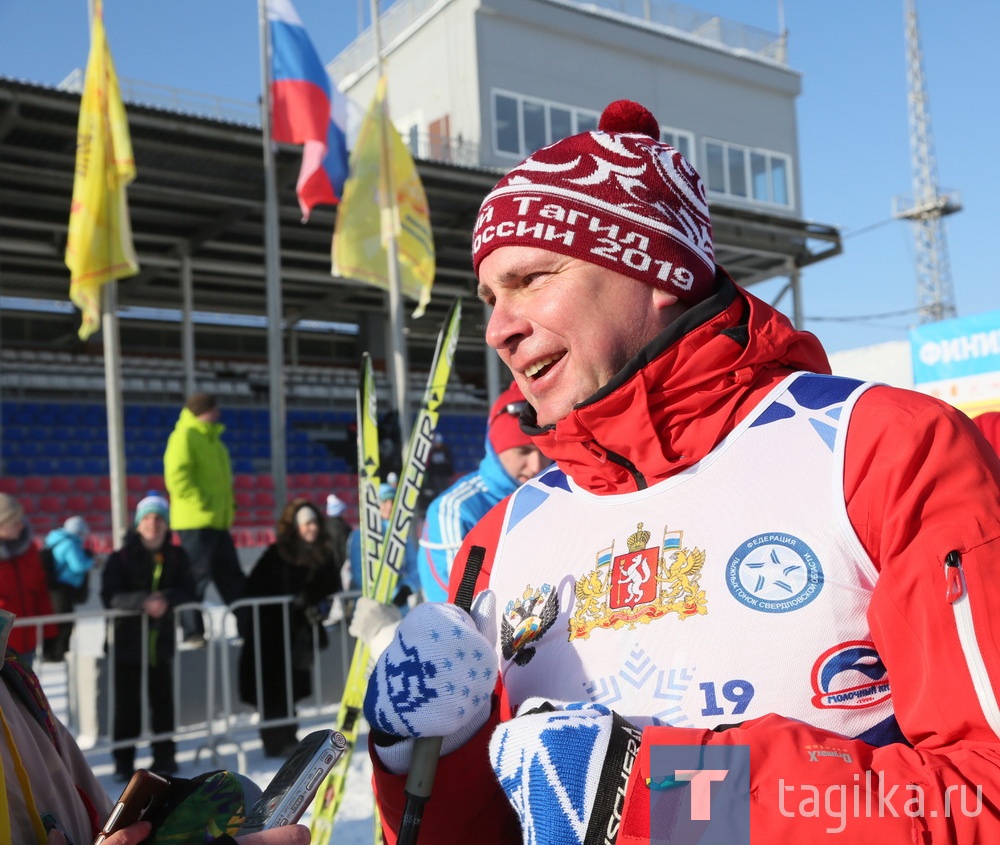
16 494 39 513
72 476 97 493
22 477 47 494
87 511 112 531
252 508 275 526
288 473 315 490
48 476 72 493
64 494 91 514
332 472 354 490
38 494 64 513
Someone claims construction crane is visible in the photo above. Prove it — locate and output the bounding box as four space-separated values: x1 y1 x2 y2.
893 0 960 324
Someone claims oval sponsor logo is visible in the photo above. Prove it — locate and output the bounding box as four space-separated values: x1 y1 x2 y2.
810 640 891 709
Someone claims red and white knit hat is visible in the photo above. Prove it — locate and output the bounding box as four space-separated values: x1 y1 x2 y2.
472 100 716 303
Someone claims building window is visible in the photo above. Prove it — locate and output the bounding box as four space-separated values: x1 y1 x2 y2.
523 100 546 153
495 94 520 155
660 128 695 165
704 138 792 207
577 112 598 133
491 90 600 158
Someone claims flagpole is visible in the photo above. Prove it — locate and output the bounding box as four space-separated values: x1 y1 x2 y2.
258 0 288 517
369 0 410 444
101 281 128 546
85 0 127 548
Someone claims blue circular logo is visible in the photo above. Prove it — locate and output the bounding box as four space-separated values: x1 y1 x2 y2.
726 533 823 613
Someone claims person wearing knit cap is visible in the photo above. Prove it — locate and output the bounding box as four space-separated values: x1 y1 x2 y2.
365 100 1000 844
41 514 97 662
100 492 196 781
0 494 55 667
163 391 245 645
416 381 549 603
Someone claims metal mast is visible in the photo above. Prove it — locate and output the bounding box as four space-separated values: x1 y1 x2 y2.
893 0 960 323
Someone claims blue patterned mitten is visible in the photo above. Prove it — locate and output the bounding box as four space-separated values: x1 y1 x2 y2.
489 698 643 845
364 592 498 772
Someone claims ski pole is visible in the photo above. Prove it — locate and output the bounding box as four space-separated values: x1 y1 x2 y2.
396 545 486 844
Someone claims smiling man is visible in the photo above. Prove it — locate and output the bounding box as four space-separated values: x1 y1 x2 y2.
363 100 1000 844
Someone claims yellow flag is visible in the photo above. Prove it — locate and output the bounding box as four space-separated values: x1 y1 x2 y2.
65 0 139 340
332 76 435 318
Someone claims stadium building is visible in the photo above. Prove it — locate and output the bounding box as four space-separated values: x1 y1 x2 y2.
0 0 841 544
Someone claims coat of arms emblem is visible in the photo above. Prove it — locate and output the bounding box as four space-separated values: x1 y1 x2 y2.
501 582 559 666
569 522 707 639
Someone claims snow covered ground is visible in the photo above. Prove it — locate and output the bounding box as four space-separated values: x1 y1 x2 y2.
35 604 378 845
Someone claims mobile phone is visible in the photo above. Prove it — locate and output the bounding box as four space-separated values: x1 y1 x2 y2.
239 729 347 833
94 769 173 845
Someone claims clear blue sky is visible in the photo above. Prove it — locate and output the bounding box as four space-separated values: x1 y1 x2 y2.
1 0 997 356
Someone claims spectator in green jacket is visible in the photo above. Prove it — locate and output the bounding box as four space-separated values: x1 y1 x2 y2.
163 392 246 644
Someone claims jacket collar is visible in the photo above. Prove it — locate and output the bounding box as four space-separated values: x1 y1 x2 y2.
179 406 225 436
522 272 830 494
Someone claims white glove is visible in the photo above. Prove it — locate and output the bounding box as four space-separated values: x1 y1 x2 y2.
349 596 403 661
363 592 498 773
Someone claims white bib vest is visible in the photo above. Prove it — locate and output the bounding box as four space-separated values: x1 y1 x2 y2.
489 373 900 746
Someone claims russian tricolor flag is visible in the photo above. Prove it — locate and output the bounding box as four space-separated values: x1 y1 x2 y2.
267 0 349 221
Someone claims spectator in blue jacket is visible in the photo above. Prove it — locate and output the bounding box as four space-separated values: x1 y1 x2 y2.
348 383 551 658
42 515 96 662
416 381 551 602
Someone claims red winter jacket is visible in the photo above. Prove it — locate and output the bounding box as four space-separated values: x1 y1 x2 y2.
0 532 56 655
371 277 1000 843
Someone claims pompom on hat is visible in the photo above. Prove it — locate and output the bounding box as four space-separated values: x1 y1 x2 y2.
487 381 533 455
63 516 90 538
326 493 347 517
472 99 716 303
